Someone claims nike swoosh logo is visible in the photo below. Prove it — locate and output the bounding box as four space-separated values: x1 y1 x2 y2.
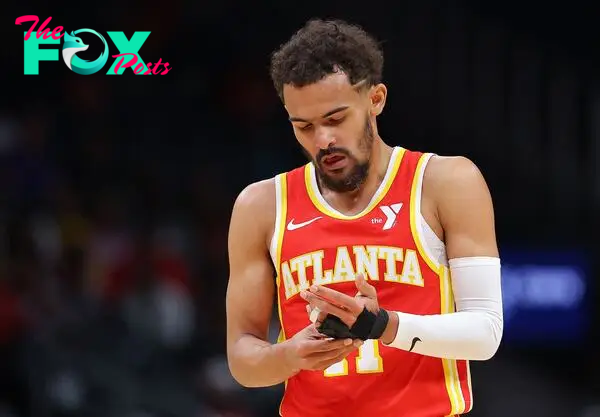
287 216 322 231
409 337 421 352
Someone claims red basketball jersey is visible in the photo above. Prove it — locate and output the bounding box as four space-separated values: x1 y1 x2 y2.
270 148 472 417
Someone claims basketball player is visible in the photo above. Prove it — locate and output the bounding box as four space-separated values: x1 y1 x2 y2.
226 19 503 417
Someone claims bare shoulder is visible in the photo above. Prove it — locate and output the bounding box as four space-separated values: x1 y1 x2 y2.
423 155 489 194
422 155 498 258
233 177 276 218
230 177 277 250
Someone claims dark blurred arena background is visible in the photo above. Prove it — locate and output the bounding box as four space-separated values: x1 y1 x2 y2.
1 0 599 416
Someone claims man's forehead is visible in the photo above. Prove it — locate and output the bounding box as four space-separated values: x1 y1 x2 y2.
284 73 362 118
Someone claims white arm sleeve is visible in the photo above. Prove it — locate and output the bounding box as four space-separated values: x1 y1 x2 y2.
384 256 503 361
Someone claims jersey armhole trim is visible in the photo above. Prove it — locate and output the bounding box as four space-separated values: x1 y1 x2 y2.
409 153 441 273
270 174 289 348
269 174 287 279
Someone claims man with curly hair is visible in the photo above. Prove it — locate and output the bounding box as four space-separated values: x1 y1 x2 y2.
226 19 503 417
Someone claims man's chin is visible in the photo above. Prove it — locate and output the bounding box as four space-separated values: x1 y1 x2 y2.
316 161 369 193
320 174 358 193
318 165 348 181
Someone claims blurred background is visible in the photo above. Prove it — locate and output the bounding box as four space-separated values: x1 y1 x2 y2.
1 0 599 416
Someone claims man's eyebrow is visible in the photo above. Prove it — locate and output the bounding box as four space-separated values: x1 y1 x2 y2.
288 106 349 123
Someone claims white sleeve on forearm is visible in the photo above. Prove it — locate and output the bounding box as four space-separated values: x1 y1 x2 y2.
384 256 503 361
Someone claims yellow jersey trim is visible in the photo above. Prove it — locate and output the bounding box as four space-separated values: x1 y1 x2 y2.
409 153 440 274
466 360 473 412
273 173 289 414
304 147 406 220
439 267 466 415
274 173 288 338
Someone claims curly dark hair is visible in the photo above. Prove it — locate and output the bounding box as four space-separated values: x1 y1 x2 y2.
269 19 384 101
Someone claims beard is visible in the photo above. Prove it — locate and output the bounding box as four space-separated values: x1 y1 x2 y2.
305 115 375 193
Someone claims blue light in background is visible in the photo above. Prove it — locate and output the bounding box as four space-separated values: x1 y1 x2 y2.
499 249 589 344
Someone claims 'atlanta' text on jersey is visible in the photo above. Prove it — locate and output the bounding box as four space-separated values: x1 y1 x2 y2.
280 245 424 299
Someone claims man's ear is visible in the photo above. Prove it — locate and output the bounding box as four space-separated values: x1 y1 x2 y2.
370 83 387 116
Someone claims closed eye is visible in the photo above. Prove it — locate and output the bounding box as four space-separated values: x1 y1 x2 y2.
297 124 313 131
326 117 344 126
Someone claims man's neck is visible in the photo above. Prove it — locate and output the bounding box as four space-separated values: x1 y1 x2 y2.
318 140 393 216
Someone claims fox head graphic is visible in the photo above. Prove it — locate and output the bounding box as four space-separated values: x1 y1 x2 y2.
62 31 89 70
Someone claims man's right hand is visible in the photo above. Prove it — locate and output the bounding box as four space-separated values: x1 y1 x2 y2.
281 323 363 372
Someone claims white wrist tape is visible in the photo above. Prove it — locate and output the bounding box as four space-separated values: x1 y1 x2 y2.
384 256 503 361
309 307 321 324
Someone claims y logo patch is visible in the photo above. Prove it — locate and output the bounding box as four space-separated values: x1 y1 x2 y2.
379 203 403 230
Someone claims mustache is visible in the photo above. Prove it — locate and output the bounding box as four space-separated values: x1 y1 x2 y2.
316 147 351 162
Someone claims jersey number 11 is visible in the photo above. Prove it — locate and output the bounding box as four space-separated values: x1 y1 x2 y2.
324 339 383 377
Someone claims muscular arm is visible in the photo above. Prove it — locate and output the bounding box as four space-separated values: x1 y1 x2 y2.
226 179 297 387
434 156 499 260
382 156 503 360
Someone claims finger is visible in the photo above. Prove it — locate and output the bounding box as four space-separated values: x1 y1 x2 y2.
354 273 377 298
302 323 337 341
309 344 358 364
306 304 313 321
312 346 360 370
307 306 328 327
310 348 355 370
298 338 354 355
301 292 356 325
307 286 362 314
306 338 363 358
308 306 320 324
315 309 328 327
306 344 352 360
306 304 327 328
